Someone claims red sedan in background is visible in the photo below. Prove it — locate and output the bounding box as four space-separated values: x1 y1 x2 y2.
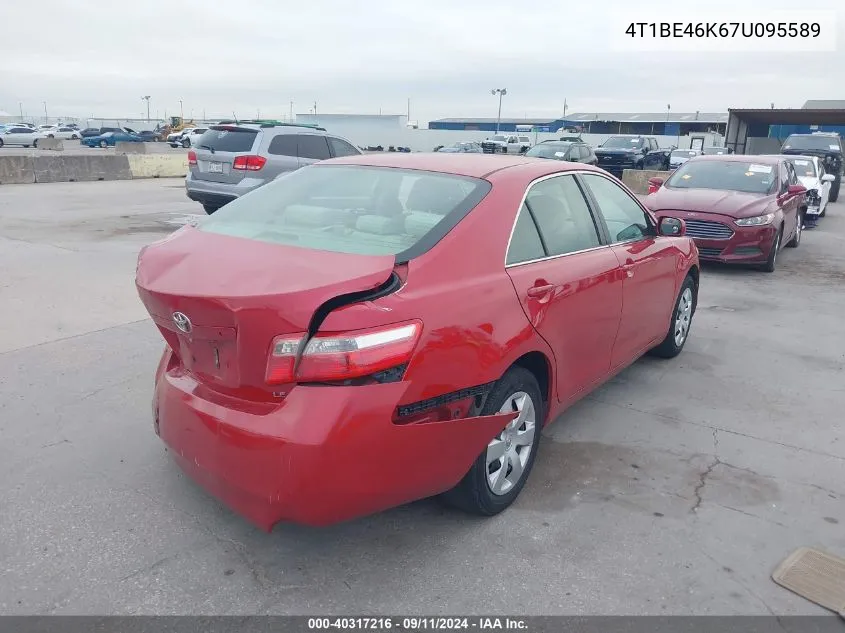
135 153 699 530
644 155 806 272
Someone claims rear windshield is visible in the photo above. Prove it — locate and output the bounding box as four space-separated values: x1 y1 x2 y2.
199 165 491 257
701 147 727 155
671 150 697 158
197 127 258 152
788 158 817 177
526 143 570 158
783 135 841 152
666 160 777 194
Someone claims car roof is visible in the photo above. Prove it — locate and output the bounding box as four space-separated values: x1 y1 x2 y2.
768 154 819 161
690 154 783 165
323 153 604 179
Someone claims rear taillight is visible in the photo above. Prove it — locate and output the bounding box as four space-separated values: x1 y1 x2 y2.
187 150 197 165
265 321 422 384
232 155 266 171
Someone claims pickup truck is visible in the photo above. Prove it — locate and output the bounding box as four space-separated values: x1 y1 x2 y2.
480 134 532 154
781 132 842 202
594 135 670 175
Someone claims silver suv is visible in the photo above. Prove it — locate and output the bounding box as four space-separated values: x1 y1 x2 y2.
185 122 362 214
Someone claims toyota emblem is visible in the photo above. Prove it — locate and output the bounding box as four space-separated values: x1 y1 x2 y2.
172 312 192 334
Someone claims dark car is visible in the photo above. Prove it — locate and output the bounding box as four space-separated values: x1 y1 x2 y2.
701 146 731 156
136 153 699 530
645 155 806 272
524 141 597 165
781 133 842 202
79 128 102 138
594 136 669 175
436 142 482 153
136 130 158 142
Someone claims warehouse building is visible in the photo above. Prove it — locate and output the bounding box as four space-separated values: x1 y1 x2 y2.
428 112 728 136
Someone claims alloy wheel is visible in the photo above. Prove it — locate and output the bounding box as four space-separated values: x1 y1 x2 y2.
674 287 694 347
486 391 536 496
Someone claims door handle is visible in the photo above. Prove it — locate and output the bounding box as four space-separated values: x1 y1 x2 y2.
527 284 556 298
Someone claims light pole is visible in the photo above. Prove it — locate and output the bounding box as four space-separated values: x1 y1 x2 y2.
491 88 507 133
142 96 151 122
43 101 48 124
19 102 23 122
179 99 184 120
289 100 294 122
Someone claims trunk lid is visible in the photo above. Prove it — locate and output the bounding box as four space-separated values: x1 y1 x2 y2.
191 125 262 185
136 227 396 400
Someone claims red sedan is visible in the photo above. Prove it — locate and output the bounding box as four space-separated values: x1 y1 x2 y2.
644 154 806 272
135 154 699 530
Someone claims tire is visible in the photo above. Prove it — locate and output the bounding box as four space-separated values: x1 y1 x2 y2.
440 366 543 516
760 226 783 273
649 275 696 359
202 204 219 215
786 210 803 248
0 138 4 148
33 139 38 148
99 140 108 148
182 138 190 148
72 134 79 140
829 174 840 203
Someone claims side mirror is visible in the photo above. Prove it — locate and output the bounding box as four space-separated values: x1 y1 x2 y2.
821 174 836 183
647 177 664 194
659 217 685 237
787 184 806 196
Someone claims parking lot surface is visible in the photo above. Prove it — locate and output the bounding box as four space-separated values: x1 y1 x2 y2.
1 180 843 615
0 140 188 156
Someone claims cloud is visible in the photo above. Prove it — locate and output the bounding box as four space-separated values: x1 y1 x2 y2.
1 0 843 122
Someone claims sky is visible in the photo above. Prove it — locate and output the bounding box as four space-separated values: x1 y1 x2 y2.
1 0 843 124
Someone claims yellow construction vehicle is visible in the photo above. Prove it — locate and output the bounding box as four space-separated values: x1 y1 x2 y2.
155 117 196 141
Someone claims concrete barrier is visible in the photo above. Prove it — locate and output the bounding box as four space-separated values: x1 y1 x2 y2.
116 142 148 154
0 155 36 184
33 155 132 183
127 154 188 179
622 169 672 194
36 137 64 151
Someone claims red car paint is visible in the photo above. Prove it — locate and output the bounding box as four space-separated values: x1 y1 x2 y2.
137 153 698 530
645 155 804 264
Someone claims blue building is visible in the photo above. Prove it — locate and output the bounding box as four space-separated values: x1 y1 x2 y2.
429 112 729 135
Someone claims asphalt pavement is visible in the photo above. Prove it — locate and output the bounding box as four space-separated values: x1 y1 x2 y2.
0 179 843 615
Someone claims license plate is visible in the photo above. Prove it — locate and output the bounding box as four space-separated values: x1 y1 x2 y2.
208 162 223 173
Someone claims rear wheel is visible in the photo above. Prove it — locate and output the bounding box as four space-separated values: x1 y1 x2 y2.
33 139 39 148
760 226 782 273
649 275 696 359
0 138 4 148
440 366 543 516
182 138 190 148
202 204 219 215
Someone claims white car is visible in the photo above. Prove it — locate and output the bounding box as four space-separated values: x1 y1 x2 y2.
0 125 48 147
41 126 82 140
669 149 700 169
168 127 207 148
783 155 836 219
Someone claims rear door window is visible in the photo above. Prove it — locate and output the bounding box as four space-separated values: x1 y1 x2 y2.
199 165 491 258
297 135 331 160
198 127 259 152
267 134 298 156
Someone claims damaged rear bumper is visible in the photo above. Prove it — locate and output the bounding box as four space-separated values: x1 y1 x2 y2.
153 353 515 530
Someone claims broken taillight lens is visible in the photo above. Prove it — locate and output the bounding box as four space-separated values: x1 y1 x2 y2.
265 321 422 384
